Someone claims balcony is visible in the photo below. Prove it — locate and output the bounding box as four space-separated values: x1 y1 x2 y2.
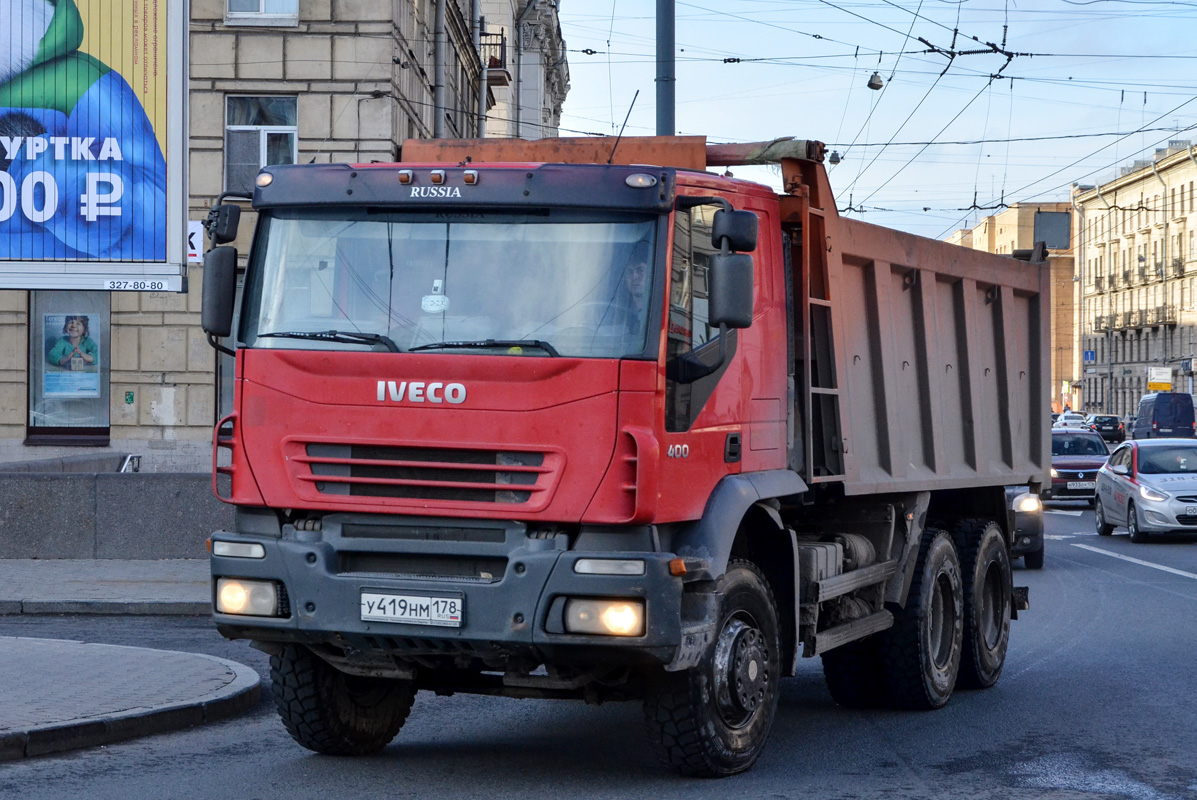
1158 304 1178 325
1093 314 1109 332
1123 269 1134 286
1112 311 1128 330
1171 257 1186 277
480 31 511 86
1094 275 1106 292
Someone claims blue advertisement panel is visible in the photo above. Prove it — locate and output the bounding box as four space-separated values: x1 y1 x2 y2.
0 0 183 291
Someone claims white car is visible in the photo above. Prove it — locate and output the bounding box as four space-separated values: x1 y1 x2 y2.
1053 413 1091 430
1095 438 1197 542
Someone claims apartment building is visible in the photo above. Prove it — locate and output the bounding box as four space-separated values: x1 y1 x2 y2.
0 0 569 471
1073 141 1197 418
947 203 1077 412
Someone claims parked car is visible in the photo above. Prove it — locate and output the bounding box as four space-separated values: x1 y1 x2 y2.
1007 485 1044 569
1087 413 1126 444
1131 392 1195 439
1053 412 1092 430
1095 438 1197 542
1044 429 1110 503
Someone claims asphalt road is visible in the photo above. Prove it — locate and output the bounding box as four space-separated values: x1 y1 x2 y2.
2 506 1196 799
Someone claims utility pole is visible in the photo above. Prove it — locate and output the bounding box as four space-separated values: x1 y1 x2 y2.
656 0 675 135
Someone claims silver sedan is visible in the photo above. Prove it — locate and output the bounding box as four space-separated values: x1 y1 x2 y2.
1095 439 1197 543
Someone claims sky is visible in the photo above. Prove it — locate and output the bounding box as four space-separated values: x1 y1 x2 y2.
556 0 1197 240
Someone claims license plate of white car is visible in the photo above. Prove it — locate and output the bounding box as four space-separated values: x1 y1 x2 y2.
361 592 463 627
1067 481 1096 490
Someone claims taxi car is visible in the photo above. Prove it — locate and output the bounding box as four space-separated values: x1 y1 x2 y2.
1095 438 1197 542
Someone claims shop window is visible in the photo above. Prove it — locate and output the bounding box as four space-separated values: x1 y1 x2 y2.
225 97 298 195
225 0 298 26
26 291 110 445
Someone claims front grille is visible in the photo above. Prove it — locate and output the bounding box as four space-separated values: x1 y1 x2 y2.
1173 515 1197 526
295 443 554 505
1175 495 1197 504
339 552 507 582
342 523 504 543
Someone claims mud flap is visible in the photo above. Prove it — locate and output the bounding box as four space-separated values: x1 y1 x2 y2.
1012 585 1029 619
665 590 721 672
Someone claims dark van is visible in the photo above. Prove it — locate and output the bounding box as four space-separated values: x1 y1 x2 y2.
1132 392 1196 439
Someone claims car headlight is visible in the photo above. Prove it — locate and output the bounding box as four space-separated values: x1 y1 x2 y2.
1139 484 1170 502
1013 492 1042 513
1050 467 1058 478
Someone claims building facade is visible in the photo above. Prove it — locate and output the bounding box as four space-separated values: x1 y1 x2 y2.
1073 141 1197 418
947 203 1077 412
0 0 568 471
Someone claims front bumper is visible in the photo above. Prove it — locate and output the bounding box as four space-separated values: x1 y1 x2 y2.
1010 506 1044 557
1132 493 1197 535
1044 476 1098 500
210 514 689 668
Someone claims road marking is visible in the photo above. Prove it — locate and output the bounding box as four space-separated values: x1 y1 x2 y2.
1046 510 1084 517
1071 543 1197 580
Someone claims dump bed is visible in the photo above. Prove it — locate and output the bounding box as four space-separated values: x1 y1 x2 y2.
769 151 1049 496
827 217 1049 494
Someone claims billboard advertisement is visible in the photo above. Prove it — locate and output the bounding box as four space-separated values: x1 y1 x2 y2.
0 0 185 291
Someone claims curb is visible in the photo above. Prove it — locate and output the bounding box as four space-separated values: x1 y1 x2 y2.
0 600 210 616
0 648 261 761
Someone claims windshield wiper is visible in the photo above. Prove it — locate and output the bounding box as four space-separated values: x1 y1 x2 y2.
408 338 560 357
255 330 401 352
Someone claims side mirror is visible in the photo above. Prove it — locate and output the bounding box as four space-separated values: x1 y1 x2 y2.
709 252 754 329
202 246 238 338
1111 464 1129 476
711 209 758 253
208 204 242 245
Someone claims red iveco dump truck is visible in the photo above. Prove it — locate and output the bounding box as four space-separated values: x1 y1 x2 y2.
201 135 1048 777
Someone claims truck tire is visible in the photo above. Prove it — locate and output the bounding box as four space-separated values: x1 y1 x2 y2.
271 644 415 755
643 560 781 777
951 520 1011 689
820 636 885 708
878 529 963 710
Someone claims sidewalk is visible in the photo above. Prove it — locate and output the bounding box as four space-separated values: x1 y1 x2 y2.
0 559 260 761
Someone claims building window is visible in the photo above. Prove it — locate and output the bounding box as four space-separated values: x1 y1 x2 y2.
26 291 111 445
225 0 298 26
225 97 298 195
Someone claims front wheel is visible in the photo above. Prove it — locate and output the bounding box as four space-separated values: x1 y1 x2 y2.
951 520 1012 689
271 644 415 755
1127 501 1149 543
1023 545 1045 570
644 560 781 777
878 529 964 710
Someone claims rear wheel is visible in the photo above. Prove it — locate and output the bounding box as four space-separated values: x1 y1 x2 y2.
951 521 1011 689
271 644 415 755
821 635 885 708
1127 501 1149 543
644 560 781 777
1095 499 1113 536
878 529 963 709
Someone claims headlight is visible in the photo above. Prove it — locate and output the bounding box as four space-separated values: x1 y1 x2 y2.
1014 492 1042 513
216 578 280 616
1050 468 1058 478
563 598 645 636
1139 484 1170 502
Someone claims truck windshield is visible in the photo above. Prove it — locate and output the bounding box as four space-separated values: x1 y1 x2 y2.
239 208 659 359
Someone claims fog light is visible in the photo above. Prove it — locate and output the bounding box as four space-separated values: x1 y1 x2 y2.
564 598 644 636
212 540 266 559
1145 510 1169 524
216 578 279 616
574 558 645 575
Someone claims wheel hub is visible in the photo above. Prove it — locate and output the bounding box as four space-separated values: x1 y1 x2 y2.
713 618 770 724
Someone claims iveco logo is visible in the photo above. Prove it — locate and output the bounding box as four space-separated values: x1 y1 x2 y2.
410 186 462 198
377 380 466 404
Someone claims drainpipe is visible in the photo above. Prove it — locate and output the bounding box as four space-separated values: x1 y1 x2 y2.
1072 192 1087 411
434 0 447 138
473 0 486 137
514 0 544 139
1151 159 1169 369
1085 186 1114 413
